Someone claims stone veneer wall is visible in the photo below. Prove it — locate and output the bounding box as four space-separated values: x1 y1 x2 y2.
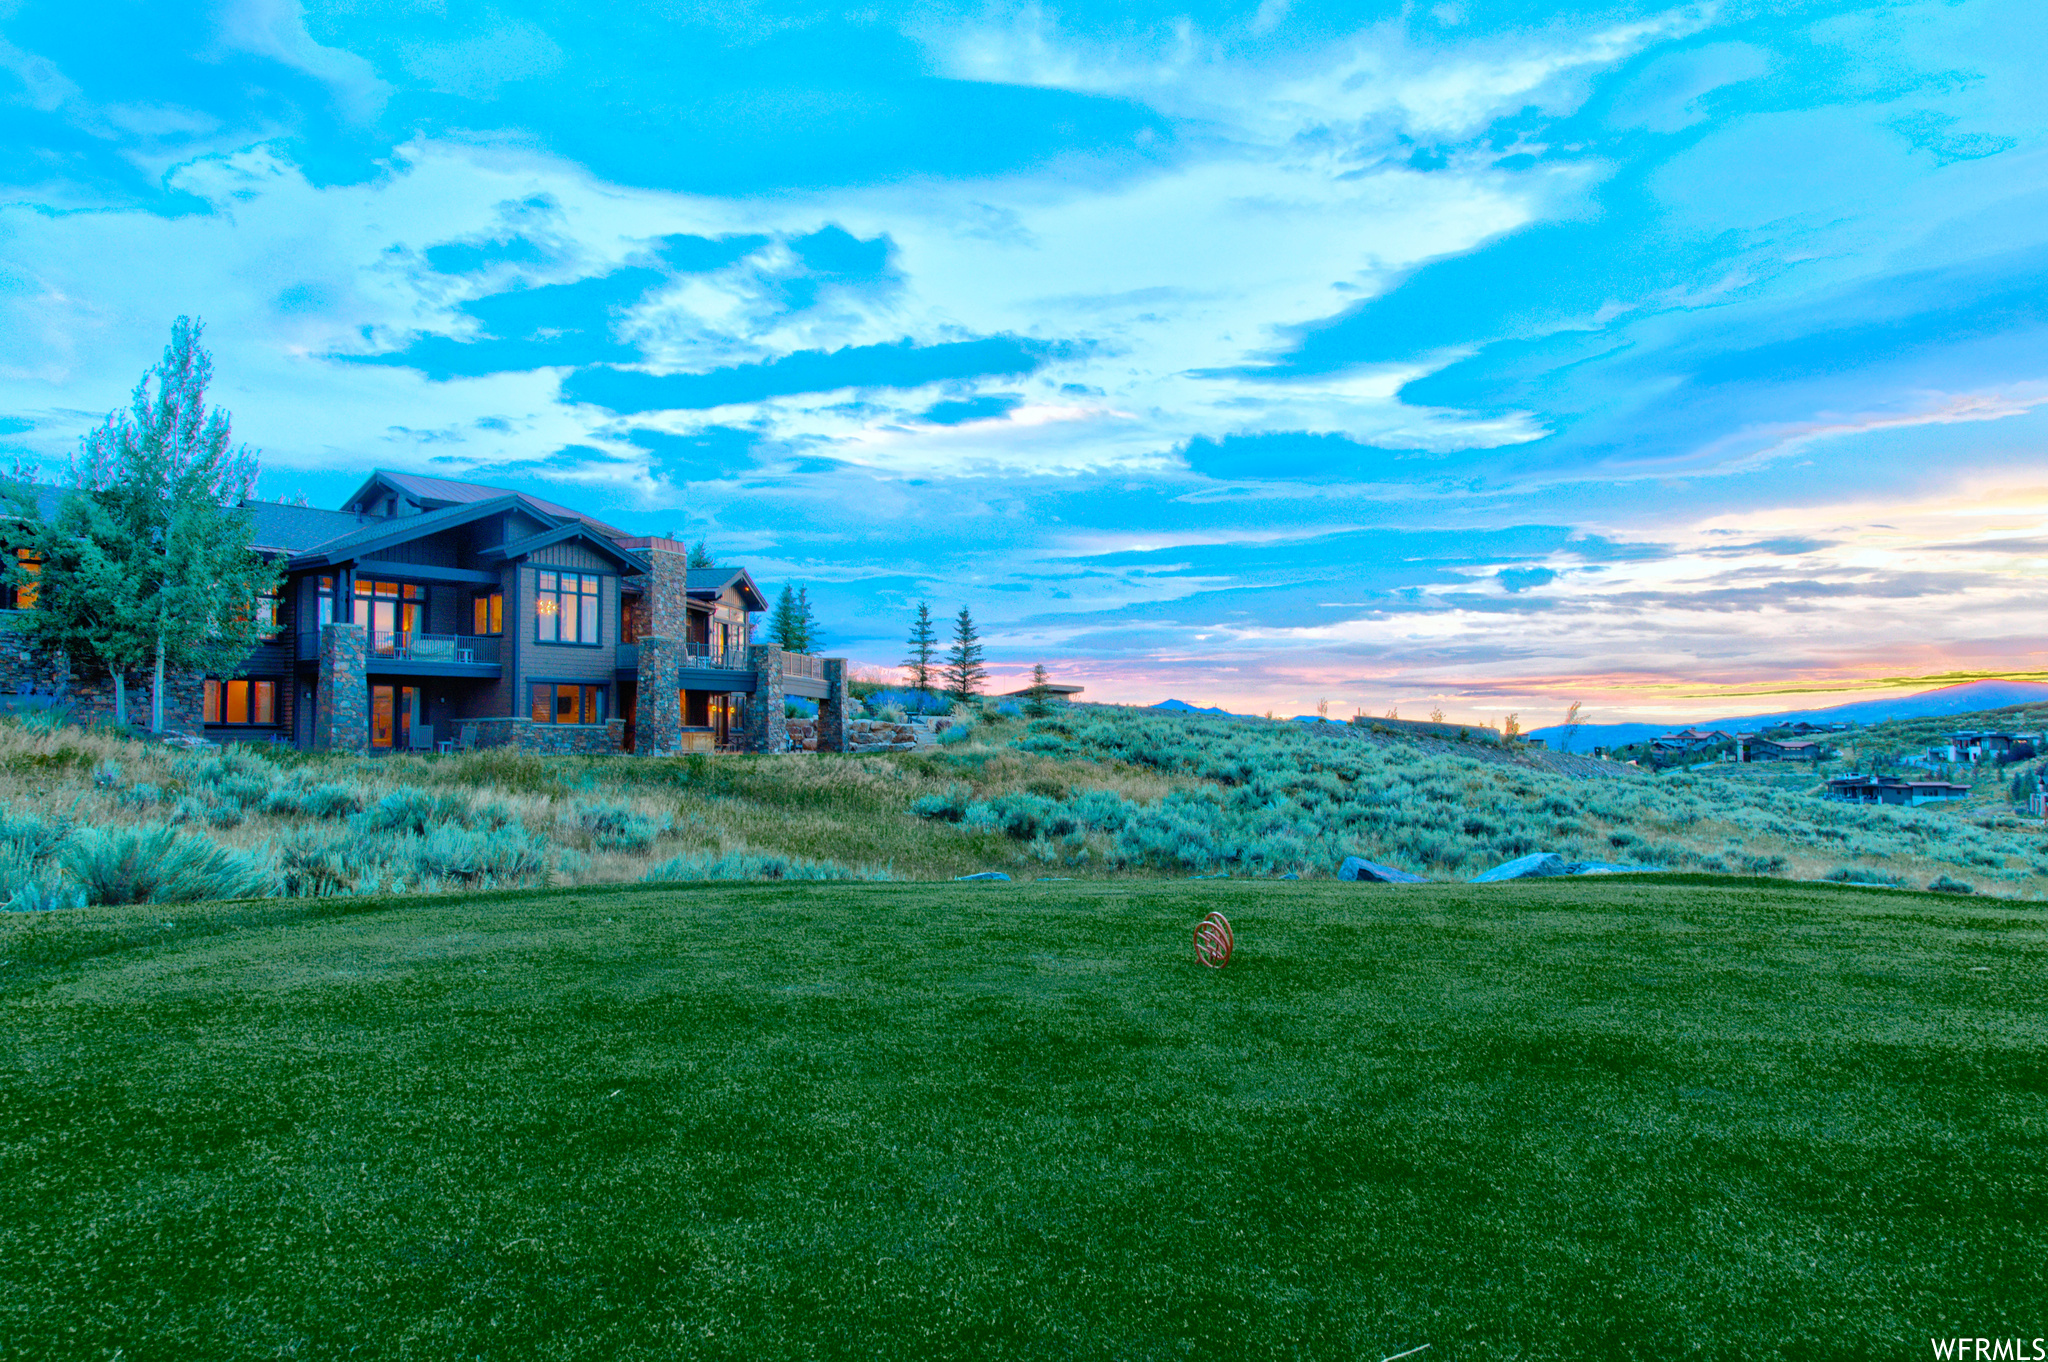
740 645 787 753
816 658 849 752
316 622 369 752
0 613 204 736
633 635 684 754
457 717 623 754
645 547 691 636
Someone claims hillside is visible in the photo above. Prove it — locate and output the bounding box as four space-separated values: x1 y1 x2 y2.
2 877 2039 1358
0 700 2043 904
1526 678 2048 752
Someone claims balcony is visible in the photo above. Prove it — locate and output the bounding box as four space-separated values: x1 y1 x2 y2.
297 629 501 675
688 641 752 670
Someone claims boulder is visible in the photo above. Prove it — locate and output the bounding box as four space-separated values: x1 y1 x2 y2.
1561 861 1665 875
1469 852 1568 883
1338 856 1426 883
955 871 1011 882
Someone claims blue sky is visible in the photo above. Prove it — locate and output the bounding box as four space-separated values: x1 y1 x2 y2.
3 0 2047 723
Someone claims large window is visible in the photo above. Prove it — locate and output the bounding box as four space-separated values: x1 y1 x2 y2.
204 679 276 726
8 548 40 611
531 683 606 725
535 571 601 645
472 590 503 635
316 575 335 626
356 579 424 654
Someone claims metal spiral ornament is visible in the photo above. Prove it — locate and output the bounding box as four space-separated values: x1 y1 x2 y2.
1193 911 1234 968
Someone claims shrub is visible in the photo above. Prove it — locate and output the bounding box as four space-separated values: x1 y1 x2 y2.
265 781 367 819
271 828 358 898
0 804 71 862
937 722 975 746
397 824 553 886
359 787 467 836
1825 867 1905 887
60 824 277 905
91 760 123 789
117 783 163 810
642 850 891 882
190 749 278 806
562 801 663 852
1929 875 1976 895
910 784 972 822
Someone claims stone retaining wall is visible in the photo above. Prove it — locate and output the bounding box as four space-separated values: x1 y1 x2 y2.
457 717 624 754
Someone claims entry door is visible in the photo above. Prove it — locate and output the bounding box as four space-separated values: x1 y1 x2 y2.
369 685 425 749
406 688 431 749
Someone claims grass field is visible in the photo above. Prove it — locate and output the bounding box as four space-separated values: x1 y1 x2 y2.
3 877 2044 1359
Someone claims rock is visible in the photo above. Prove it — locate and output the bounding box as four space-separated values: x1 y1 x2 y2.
1469 852 1568 883
955 871 1011 882
1338 856 1426 883
1561 861 1666 876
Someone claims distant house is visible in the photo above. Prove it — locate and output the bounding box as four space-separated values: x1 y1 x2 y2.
1748 737 1821 762
1827 774 1970 806
997 682 1085 703
1944 731 2037 762
1521 736 1547 749
1650 728 1734 756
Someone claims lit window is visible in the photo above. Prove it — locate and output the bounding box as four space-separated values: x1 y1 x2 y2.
472 591 503 635
204 679 276 726
530 683 605 724
535 572 601 644
9 548 40 611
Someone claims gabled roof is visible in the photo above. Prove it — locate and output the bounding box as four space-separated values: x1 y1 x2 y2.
343 469 628 538
485 522 649 573
685 566 768 613
287 493 534 568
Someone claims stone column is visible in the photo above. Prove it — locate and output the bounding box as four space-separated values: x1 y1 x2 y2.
646 546 690 638
817 657 849 753
315 621 368 752
635 634 683 755
741 645 786 754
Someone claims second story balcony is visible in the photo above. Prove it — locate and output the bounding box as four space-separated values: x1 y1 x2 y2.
297 629 502 674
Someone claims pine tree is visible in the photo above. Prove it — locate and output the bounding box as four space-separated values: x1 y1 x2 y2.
1024 662 1052 719
3 318 279 729
793 586 818 653
942 605 986 702
901 601 936 694
768 585 799 652
688 540 714 568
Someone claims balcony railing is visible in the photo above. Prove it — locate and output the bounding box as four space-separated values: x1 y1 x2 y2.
687 642 751 670
296 628 502 665
780 651 824 681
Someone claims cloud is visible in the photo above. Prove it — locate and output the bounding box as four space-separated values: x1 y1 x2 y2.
211 0 390 123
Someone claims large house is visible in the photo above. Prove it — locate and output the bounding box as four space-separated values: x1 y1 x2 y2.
0 470 851 755
1826 774 1969 806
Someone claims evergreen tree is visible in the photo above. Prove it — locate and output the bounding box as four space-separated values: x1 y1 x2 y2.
942 605 986 702
768 585 799 652
793 586 818 653
3 318 279 729
687 540 714 568
1025 662 1053 719
901 601 936 694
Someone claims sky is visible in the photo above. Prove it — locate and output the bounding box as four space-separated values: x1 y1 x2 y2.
2 0 2046 725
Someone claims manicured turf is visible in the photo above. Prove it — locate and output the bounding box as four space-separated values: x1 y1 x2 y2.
2 877 2044 1359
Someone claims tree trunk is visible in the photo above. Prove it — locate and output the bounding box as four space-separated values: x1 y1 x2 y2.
112 672 127 727
151 633 165 733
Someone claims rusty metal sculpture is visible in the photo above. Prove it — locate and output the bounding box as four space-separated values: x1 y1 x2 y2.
1193 911 1233 968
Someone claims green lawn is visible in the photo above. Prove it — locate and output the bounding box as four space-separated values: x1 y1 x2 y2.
2 877 2044 1359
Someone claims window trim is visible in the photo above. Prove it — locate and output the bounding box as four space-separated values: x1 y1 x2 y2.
203 678 279 727
532 569 606 648
528 681 609 726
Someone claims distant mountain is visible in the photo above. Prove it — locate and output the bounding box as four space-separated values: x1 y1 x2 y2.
1150 698 1235 716
1526 680 2048 753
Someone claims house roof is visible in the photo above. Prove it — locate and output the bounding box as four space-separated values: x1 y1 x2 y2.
245 501 371 554
286 494 530 568
685 566 767 613
345 469 629 538
488 523 649 573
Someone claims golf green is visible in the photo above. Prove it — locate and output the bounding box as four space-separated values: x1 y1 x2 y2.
1 877 2042 1359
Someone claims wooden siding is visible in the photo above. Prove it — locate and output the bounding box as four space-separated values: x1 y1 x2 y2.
367 528 460 567
515 566 618 694
530 540 613 571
